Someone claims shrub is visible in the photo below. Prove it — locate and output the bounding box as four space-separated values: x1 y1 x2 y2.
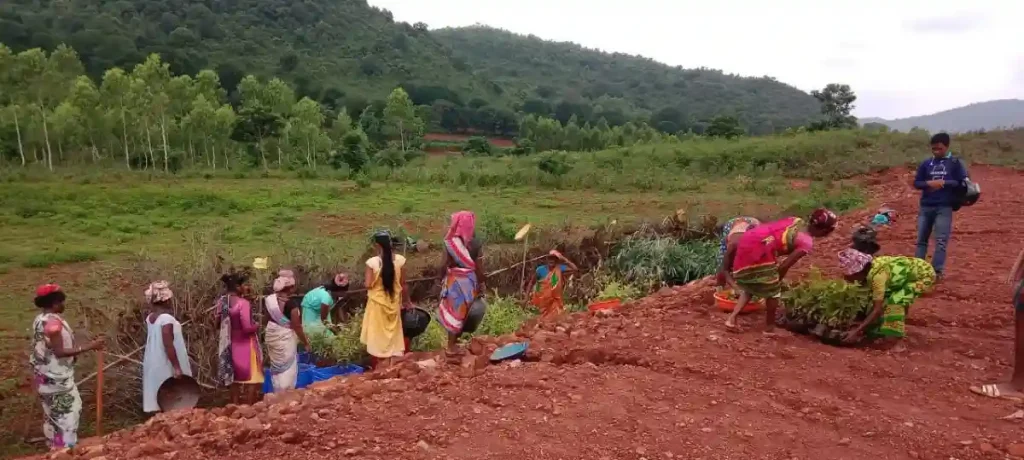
783 270 870 328
463 136 493 156
537 152 573 177
471 295 533 338
612 236 718 287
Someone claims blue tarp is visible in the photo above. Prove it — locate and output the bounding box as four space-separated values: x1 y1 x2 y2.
263 352 363 394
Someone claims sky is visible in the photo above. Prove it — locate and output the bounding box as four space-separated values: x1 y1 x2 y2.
367 0 1024 120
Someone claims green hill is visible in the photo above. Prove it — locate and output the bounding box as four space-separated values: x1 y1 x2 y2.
433 26 821 134
0 0 497 112
0 0 819 133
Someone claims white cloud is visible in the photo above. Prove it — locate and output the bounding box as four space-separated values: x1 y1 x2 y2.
368 0 1024 119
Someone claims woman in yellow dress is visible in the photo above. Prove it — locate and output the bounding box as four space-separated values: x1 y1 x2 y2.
360 230 412 369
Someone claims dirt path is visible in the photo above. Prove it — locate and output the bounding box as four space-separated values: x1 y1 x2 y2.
59 166 1024 460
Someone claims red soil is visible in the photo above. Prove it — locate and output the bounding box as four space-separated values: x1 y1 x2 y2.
423 133 516 148
39 166 1024 460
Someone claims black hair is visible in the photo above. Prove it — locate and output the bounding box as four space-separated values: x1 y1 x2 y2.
374 232 397 299
34 291 66 309
930 132 951 146
220 273 247 292
284 296 302 311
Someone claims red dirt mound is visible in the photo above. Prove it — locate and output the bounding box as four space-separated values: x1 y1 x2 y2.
38 166 1024 460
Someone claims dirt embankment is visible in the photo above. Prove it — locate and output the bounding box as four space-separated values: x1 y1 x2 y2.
40 165 1024 460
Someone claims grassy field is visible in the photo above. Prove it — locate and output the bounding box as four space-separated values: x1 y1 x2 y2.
1 127 1021 456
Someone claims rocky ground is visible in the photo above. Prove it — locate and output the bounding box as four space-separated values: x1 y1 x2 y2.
40 165 1024 460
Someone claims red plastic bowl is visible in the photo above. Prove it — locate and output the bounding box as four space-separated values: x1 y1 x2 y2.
714 291 765 313
587 298 623 313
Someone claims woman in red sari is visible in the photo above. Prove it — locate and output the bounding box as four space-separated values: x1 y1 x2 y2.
723 209 838 332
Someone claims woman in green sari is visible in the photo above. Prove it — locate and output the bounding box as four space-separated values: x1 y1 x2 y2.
837 240 936 343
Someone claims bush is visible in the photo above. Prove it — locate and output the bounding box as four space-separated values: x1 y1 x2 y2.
308 317 367 364
783 270 870 329
537 152 573 176
470 295 533 338
612 236 718 287
463 136 493 156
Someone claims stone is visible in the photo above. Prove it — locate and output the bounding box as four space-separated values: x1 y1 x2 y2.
979 443 996 453
838 438 851 446
416 440 432 452
49 449 73 460
280 432 303 444
1007 444 1024 457
236 405 257 419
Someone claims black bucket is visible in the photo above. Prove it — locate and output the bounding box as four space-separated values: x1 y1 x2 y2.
402 307 431 338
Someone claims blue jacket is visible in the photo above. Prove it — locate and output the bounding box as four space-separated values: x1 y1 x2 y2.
913 155 967 207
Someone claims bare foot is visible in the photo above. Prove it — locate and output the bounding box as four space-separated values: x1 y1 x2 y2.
724 321 742 332
761 330 779 337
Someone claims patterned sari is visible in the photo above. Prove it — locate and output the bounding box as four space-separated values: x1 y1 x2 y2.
30 313 82 449
866 256 935 338
731 217 807 298
438 236 478 335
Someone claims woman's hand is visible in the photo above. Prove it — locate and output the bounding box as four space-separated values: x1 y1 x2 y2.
841 329 863 345
172 367 183 379
88 335 106 352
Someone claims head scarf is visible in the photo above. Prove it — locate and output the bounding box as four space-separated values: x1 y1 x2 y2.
446 211 476 242
36 284 61 297
809 208 838 233
144 281 173 304
273 269 296 293
838 248 873 276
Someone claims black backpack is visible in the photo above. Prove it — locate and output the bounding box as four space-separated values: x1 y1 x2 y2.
950 158 980 211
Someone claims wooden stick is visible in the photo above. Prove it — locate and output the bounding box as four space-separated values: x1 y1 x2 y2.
95 351 104 437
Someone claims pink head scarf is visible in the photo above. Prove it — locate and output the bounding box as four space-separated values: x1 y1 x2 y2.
273 269 296 293
446 211 476 241
838 248 873 276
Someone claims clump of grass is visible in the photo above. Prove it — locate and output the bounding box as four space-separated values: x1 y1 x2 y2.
308 316 368 364
22 250 99 268
471 295 533 337
595 278 642 302
612 236 718 287
785 184 865 216
411 317 447 352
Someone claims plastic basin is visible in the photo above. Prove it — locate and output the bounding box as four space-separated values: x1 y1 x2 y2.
714 291 765 313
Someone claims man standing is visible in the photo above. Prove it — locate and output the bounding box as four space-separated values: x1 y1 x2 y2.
913 132 967 280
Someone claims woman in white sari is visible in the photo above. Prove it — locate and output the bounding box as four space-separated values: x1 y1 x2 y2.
263 270 309 391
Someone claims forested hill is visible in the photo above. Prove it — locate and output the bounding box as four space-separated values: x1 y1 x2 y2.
433 26 821 134
0 0 820 133
0 0 496 112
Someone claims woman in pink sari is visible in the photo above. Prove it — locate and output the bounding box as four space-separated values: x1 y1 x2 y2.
437 211 485 353
216 272 263 405
723 209 838 332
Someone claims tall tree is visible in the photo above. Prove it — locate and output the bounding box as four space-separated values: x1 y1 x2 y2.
67 76 105 162
382 87 422 152
132 54 173 171
0 44 26 165
100 67 133 169
810 83 858 130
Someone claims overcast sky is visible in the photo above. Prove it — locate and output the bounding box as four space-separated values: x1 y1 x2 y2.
368 0 1023 119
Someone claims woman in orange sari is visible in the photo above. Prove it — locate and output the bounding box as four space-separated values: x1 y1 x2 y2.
528 250 578 320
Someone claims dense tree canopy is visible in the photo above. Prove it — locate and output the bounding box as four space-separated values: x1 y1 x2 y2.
0 0 822 137
433 26 822 135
